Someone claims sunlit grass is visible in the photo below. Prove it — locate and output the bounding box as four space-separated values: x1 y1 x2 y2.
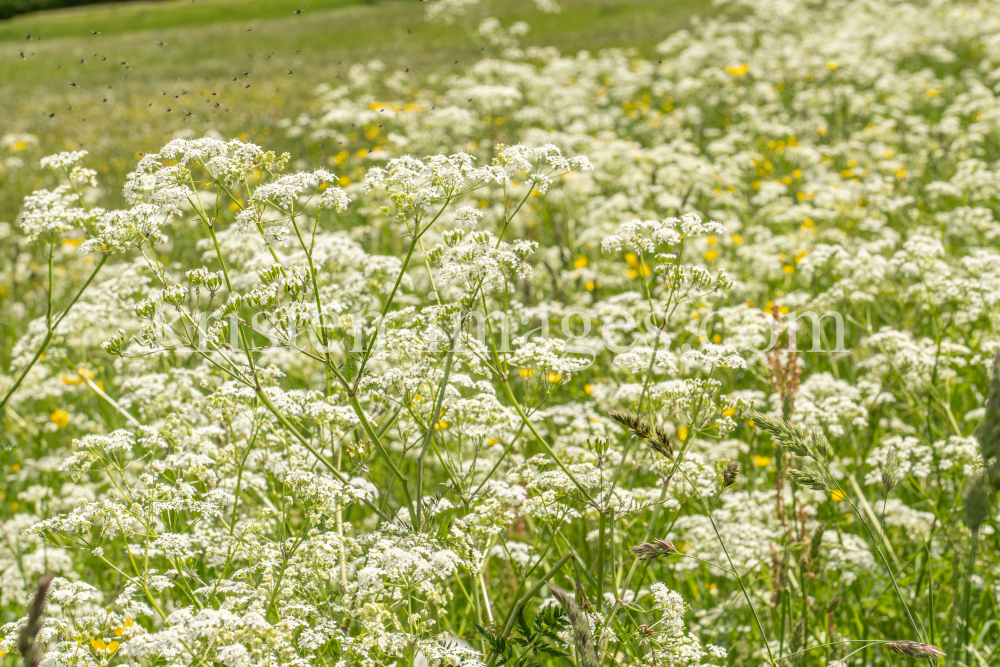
0 0 701 220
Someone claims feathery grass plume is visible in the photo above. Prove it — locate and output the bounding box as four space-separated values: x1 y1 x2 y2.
788 468 827 491
630 538 679 561
790 618 804 656
808 520 826 563
745 410 811 457
649 424 674 459
608 409 652 440
18 573 53 667
884 641 945 659
881 445 900 494
548 584 600 667
608 410 673 459
721 460 741 489
811 427 830 460
963 473 992 533
974 352 1000 490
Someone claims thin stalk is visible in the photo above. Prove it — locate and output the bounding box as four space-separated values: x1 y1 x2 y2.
498 377 595 503
414 341 457 530
596 510 607 608
0 254 108 412
483 553 573 667
957 530 981 666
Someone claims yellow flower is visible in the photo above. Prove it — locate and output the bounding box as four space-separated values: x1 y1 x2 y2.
830 489 846 502
722 407 736 417
50 410 69 429
783 265 795 274
792 169 803 179
827 61 839 70
338 175 351 186
895 169 907 179
927 89 939 98
725 63 749 77
61 368 95 385
90 638 121 653
228 200 242 212
584 384 593 395
706 235 718 245
546 372 563 383
732 235 743 244
677 426 688 441
704 249 719 261
12 140 27 151
712 334 722 344
573 254 589 268
753 455 772 468
433 420 449 431
585 281 596 291
518 368 536 378
625 253 639 267
11 464 20 472
801 218 815 229
114 619 134 636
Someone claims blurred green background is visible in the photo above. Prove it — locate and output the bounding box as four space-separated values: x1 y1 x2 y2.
0 0 701 217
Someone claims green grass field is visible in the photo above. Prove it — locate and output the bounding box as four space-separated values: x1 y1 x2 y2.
0 0 702 219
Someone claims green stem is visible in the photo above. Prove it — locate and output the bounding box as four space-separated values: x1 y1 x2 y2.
414 341 457 530
499 377 595 503
957 530 980 666
0 254 108 413
596 510 607 608
483 553 573 667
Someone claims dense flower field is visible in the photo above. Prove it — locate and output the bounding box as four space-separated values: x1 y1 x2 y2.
3 0 1000 665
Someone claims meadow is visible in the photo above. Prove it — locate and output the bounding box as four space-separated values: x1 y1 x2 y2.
2 0 1000 666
